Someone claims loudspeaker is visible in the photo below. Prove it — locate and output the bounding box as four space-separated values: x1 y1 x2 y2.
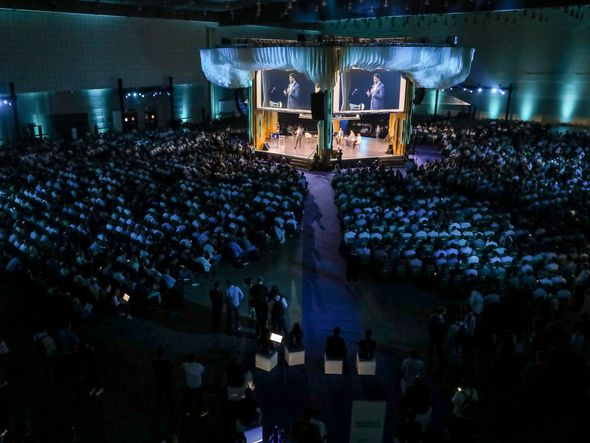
311 92 326 120
263 143 270 151
413 88 426 105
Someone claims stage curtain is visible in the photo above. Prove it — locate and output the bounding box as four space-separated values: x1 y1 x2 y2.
339 46 475 89
200 46 337 90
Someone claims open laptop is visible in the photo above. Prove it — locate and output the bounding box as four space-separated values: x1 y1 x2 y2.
243 426 263 443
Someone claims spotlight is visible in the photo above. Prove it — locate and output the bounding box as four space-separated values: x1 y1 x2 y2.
133 92 137 97
500 90 506 95
491 88 497 93
477 88 482 93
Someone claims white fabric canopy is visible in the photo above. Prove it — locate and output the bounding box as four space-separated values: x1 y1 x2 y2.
339 46 475 90
200 45 474 90
200 46 337 90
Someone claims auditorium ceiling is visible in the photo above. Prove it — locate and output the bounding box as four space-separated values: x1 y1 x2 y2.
0 0 587 26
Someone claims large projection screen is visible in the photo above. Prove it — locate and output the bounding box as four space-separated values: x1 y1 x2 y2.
256 70 316 114
334 69 406 114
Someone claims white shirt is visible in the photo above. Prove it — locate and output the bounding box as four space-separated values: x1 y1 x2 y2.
225 285 244 308
182 361 204 389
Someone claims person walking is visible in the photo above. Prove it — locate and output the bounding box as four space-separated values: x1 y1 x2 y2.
33 327 57 383
294 125 304 150
209 281 224 333
427 307 447 368
152 348 174 419
270 290 288 335
250 277 269 338
182 353 204 416
225 280 244 334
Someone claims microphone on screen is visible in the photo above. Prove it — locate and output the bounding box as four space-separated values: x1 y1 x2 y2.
270 87 276 94
351 88 358 96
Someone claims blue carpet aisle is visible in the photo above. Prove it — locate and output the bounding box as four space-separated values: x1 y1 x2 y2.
253 171 402 442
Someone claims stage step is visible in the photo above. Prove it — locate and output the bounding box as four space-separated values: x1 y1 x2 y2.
289 157 312 170
378 156 407 168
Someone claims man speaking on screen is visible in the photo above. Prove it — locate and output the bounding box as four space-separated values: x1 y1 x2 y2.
284 73 301 109
366 73 385 110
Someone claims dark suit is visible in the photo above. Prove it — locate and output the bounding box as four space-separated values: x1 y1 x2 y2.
325 335 347 359
287 81 302 109
370 81 385 110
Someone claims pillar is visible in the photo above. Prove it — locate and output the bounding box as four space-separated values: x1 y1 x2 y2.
168 76 175 125
117 78 125 132
9 82 19 140
317 89 333 164
248 84 255 145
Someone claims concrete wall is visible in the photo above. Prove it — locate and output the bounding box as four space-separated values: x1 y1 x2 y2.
0 9 213 142
0 9 315 142
322 7 590 124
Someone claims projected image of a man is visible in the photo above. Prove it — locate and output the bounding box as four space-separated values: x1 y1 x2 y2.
366 74 385 110
284 73 301 109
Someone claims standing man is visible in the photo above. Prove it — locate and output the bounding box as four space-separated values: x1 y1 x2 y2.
270 291 289 335
401 349 425 394
152 348 174 419
284 73 301 109
366 73 385 110
225 280 244 334
250 277 269 339
428 307 447 369
294 125 304 150
182 353 205 416
209 281 223 333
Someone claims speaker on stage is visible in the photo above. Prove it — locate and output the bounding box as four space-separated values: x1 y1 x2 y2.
386 144 393 154
311 92 326 120
413 88 426 105
263 143 270 151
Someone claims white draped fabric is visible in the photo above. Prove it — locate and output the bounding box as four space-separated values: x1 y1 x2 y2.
200 46 337 90
339 46 475 90
200 45 474 90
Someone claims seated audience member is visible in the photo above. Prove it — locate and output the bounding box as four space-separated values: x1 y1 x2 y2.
325 327 347 360
358 329 376 360
401 349 425 394
256 329 275 356
289 323 304 350
226 355 252 389
292 407 322 443
112 290 132 319
236 388 261 431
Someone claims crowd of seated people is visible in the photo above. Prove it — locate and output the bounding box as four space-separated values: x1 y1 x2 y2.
410 119 459 153
335 121 590 309
0 129 307 312
337 120 590 440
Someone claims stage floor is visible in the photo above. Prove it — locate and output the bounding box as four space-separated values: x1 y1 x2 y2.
266 134 392 159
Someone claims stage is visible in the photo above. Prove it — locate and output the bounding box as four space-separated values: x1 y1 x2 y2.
260 134 406 169
266 134 393 158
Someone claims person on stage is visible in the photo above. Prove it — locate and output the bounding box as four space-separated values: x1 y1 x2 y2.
375 124 382 140
294 125 304 150
366 74 385 110
347 130 356 148
284 73 302 109
335 127 344 146
353 132 362 150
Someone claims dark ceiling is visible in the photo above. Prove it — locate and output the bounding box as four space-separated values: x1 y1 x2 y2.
0 0 587 26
